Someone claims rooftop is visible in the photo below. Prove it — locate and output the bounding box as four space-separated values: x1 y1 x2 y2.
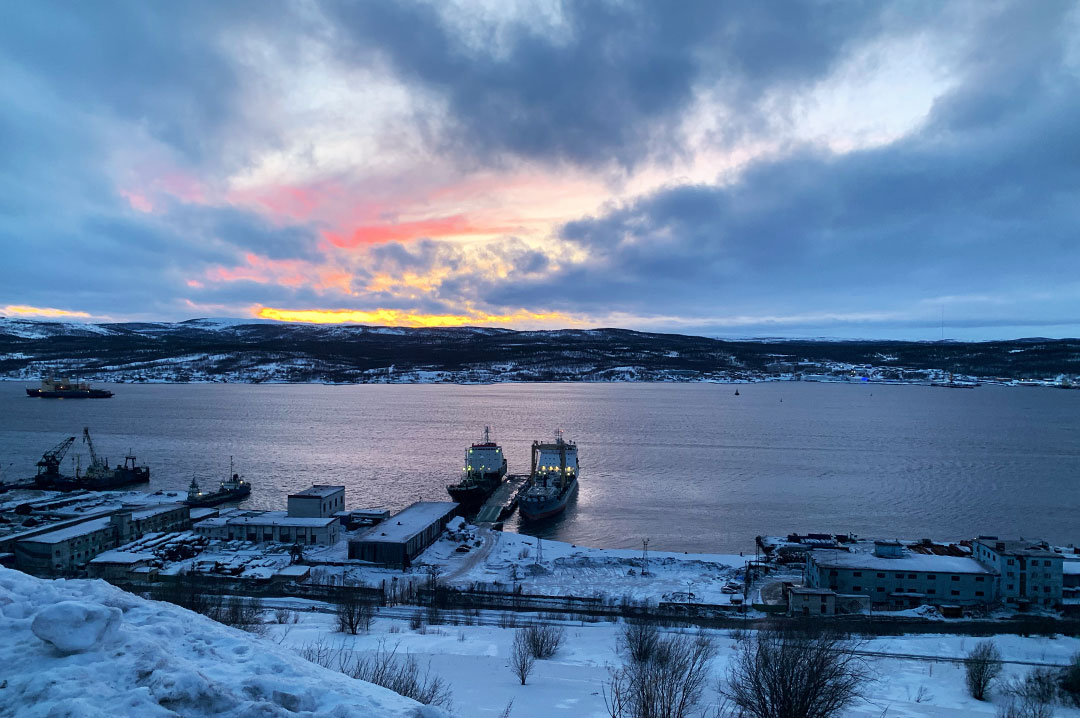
974 539 1060 559
222 511 338 528
89 550 155 565
355 502 458 544
21 504 187 545
811 549 992 575
289 485 345 499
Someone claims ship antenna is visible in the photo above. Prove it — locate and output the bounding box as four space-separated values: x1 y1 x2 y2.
483 426 490 443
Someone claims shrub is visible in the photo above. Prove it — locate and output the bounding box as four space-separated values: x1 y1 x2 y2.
335 595 374 635
719 627 870 718
523 623 565 659
605 630 715 718
1060 652 1080 707
966 640 1003 701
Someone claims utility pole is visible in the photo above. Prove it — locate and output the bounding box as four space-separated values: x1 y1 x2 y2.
641 538 650 577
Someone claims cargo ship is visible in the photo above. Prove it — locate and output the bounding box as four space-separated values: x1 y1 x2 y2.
185 459 251 507
33 428 149 490
447 427 507 512
26 375 113 398
518 430 579 521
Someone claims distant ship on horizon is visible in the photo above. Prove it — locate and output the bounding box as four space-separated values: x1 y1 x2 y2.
26 375 113 398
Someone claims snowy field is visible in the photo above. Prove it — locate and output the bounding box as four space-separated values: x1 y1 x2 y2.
3 565 1079 717
266 608 1080 718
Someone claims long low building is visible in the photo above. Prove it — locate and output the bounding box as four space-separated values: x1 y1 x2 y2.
348 501 459 568
193 510 340 545
806 541 995 609
15 504 191 576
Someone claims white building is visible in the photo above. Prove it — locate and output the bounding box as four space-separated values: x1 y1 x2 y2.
193 510 339 545
287 486 345 518
971 538 1063 608
806 541 995 609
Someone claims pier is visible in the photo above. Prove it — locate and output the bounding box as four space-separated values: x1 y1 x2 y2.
475 474 528 524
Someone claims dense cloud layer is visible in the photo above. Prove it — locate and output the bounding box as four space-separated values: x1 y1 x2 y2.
0 1 1077 337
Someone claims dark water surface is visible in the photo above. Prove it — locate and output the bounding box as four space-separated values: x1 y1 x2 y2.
2 382 1077 553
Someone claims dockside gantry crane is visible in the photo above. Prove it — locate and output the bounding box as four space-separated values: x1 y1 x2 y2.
36 436 76 477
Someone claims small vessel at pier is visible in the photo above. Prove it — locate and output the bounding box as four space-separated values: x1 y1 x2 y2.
447 427 507 512
185 458 251 507
26 375 113 398
518 430 579 521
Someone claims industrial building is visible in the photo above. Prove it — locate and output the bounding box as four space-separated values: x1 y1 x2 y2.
287 485 345 518
348 501 459 568
805 541 995 609
14 504 191 576
192 483 344 545
193 510 340 545
971 538 1064 608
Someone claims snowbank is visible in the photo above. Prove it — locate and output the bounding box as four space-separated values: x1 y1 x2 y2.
0 567 453 718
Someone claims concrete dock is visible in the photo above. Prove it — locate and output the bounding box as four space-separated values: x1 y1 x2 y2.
475 474 528 524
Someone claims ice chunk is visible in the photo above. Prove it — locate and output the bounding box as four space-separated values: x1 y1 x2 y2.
31 600 122 653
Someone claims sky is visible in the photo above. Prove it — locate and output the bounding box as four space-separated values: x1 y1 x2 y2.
1 1 1078 340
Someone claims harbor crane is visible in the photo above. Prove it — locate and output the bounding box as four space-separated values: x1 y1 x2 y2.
36 436 76 477
82 426 108 470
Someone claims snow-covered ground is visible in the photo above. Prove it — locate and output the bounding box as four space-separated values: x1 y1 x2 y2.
265 608 1080 718
0 567 452 718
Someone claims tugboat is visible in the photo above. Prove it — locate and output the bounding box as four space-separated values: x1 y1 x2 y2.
518 430 579 521
26 375 113 398
185 458 251 507
447 427 507 512
34 428 149 490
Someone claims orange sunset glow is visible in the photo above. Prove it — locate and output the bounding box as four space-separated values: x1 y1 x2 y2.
255 306 577 328
2 305 93 318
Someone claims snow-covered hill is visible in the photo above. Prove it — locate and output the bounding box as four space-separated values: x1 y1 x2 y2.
1 317 1077 384
0 567 452 718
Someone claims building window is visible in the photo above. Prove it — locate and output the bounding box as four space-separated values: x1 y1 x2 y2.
853 572 862 577
976 591 984 597
951 576 960 581
1007 584 1014 590
853 586 861 592
894 573 904 579
926 574 936 579
928 589 936 595
877 587 885 592
908 573 917 579
951 590 960 596
976 576 985 582
1008 559 1014 566
1044 587 1050 593
876 572 885 578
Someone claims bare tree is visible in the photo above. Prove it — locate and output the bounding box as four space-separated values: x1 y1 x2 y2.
718 627 870 718
605 629 715 718
510 629 536 685
1061 652 1080 707
336 595 374 635
618 619 660 665
523 623 566 659
966 640 1003 701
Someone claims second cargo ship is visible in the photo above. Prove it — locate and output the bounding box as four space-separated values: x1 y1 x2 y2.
518 430 579 521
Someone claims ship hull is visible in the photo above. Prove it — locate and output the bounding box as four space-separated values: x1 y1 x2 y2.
26 388 114 398
447 471 503 512
518 477 578 521
185 485 251 507
35 467 149 491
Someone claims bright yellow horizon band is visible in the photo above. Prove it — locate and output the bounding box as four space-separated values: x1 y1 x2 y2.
255 306 575 328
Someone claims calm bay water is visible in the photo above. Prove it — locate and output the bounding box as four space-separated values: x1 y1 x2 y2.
1 381 1078 553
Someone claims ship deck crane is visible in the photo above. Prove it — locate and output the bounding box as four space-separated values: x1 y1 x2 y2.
36 436 76 476
82 427 106 469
